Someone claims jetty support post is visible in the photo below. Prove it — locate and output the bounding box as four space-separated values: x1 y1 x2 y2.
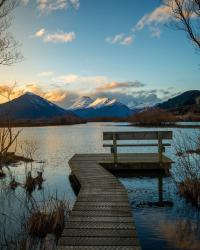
158 132 163 164
112 132 118 166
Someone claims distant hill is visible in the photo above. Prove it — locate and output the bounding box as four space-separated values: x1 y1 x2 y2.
155 90 200 121
157 90 200 109
70 96 133 119
0 92 82 125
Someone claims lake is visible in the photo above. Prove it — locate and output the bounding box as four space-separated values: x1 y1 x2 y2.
0 122 200 250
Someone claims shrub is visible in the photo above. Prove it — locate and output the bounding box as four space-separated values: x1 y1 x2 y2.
129 108 178 126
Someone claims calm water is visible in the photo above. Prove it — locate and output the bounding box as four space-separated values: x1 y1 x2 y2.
0 123 200 250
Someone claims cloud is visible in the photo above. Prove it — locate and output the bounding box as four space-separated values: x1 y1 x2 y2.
21 0 29 5
105 4 170 41
96 81 145 92
43 89 69 102
106 34 134 46
44 31 75 43
19 84 79 107
133 1 197 38
0 82 178 110
54 74 108 85
120 36 134 45
89 90 162 108
69 0 80 9
52 88 163 109
150 26 162 38
38 71 54 77
131 4 173 38
134 5 171 32
35 28 46 38
0 83 72 104
106 33 124 44
37 0 80 13
33 29 76 43
105 3 172 43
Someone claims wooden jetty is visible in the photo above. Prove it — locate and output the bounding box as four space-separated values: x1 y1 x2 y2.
58 131 173 249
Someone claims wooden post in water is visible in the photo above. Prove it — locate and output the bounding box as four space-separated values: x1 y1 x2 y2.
158 132 163 164
158 175 163 203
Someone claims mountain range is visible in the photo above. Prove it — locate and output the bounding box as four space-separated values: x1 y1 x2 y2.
70 96 134 119
0 90 199 124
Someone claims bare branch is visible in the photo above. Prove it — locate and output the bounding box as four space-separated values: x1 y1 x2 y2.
0 84 22 166
165 0 200 50
0 0 23 66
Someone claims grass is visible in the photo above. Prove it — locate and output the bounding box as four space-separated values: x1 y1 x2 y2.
27 199 68 238
0 191 71 250
173 130 200 208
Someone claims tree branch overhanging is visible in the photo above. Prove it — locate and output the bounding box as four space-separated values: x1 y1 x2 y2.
165 0 200 50
0 0 23 66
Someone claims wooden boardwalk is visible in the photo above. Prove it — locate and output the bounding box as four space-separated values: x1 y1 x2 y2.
58 153 173 249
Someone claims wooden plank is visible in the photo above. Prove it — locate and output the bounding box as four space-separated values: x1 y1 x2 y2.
73 206 131 212
70 153 173 163
77 197 128 202
71 210 132 217
103 143 171 147
103 131 172 140
69 216 133 222
74 201 130 207
62 228 137 237
58 247 141 250
59 237 140 246
64 221 136 229
58 246 141 250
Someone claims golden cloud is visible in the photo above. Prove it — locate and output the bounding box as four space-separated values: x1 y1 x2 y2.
96 81 145 92
0 84 69 104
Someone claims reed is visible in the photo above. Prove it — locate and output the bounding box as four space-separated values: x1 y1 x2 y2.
27 198 69 238
173 129 200 208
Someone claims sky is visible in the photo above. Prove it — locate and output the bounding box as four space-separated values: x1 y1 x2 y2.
0 0 199 108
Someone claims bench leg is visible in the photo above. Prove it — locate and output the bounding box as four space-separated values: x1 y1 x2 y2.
113 133 118 166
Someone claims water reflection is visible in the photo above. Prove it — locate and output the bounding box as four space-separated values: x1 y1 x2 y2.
118 171 173 207
159 218 200 250
120 173 200 250
0 123 200 250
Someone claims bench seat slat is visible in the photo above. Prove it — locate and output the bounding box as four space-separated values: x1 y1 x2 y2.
103 143 171 148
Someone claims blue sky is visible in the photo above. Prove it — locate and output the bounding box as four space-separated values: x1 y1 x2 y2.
0 0 199 108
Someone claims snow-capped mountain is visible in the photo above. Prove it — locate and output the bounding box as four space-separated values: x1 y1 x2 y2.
71 97 124 109
70 96 93 109
70 96 133 119
0 92 80 121
87 97 123 109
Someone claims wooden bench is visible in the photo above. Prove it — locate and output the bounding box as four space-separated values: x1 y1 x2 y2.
103 131 173 164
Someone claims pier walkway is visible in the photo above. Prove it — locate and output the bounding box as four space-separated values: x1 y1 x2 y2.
58 154 141 249
58 131 173 249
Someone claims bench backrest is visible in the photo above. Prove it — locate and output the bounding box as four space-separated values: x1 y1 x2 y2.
103 131 172 141
103 131 173 164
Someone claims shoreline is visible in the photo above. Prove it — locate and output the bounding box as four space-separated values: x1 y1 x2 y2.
0 121 200 128
128 123 200 128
